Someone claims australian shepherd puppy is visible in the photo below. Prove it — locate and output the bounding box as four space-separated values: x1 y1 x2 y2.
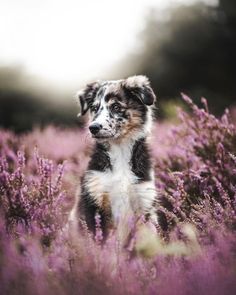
70 75 158 241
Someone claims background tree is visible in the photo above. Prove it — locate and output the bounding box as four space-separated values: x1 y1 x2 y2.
0 66 78 132
112 0 236 116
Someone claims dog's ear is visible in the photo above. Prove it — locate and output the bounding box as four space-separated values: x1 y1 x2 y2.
76 82 101 116
122 75 156 106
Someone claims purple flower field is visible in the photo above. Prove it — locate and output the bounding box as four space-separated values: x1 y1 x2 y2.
0 95 236 295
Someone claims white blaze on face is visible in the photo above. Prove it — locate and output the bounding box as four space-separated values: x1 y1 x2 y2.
92 97 111 129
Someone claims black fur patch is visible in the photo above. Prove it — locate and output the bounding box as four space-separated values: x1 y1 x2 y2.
97 86 106 100
88 143 112 172
130 138 151 182
131 86 155 106
79 82 100 115
123 87 147 124
78 184 112 237
122 82 155 106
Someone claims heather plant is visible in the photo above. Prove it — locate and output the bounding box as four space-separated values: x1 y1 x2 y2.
0 148 66 245
21 126 91 199
0 96 236 295
152 94 236 235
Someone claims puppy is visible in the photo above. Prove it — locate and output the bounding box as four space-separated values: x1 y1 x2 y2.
70 75 158 241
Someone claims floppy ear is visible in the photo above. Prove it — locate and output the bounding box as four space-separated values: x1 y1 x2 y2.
76 82 100 116
122 75 156 106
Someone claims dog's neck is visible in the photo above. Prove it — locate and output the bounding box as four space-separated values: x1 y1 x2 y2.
96 128 148 153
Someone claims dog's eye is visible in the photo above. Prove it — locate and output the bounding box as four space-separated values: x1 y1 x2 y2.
91 105 99 113
111 103 121 113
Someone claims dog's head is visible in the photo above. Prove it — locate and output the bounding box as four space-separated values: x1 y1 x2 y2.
77 75 156 141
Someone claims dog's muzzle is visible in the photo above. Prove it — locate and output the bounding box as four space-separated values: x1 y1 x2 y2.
89 123 102 135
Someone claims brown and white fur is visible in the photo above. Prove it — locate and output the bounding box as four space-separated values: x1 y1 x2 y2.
70 75 158 241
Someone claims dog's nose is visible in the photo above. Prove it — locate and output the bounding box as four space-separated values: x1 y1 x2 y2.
89 123 102 135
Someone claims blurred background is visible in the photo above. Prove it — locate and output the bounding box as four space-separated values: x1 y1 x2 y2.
0 0 235 132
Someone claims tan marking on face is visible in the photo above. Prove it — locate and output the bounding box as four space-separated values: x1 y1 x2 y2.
121 109 143 137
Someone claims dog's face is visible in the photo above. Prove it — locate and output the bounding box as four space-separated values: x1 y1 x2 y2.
77 75 156 141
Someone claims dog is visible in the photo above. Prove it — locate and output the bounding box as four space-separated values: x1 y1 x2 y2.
70 75 158 241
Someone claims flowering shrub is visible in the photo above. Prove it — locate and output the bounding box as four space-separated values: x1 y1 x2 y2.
0 96 236 295
152 95 236 235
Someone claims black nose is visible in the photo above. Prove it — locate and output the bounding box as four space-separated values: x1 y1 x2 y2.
89 123 102 135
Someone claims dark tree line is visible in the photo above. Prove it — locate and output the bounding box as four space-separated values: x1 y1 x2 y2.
112 0 236 116
0 67 78 132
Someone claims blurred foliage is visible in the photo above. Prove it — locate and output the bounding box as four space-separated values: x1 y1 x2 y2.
1 0 236 131
161 99 187 122
112 0 236 117
0 66 79 133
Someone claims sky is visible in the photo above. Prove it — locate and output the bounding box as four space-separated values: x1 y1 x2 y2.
0 0 218 87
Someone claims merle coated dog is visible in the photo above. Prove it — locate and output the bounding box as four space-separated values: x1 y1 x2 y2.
70 75 158 240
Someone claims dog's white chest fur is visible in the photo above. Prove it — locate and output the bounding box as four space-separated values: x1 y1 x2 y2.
106 141 138 223
85 138 156 228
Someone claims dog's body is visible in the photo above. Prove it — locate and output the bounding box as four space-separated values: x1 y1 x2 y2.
70 76 158 239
